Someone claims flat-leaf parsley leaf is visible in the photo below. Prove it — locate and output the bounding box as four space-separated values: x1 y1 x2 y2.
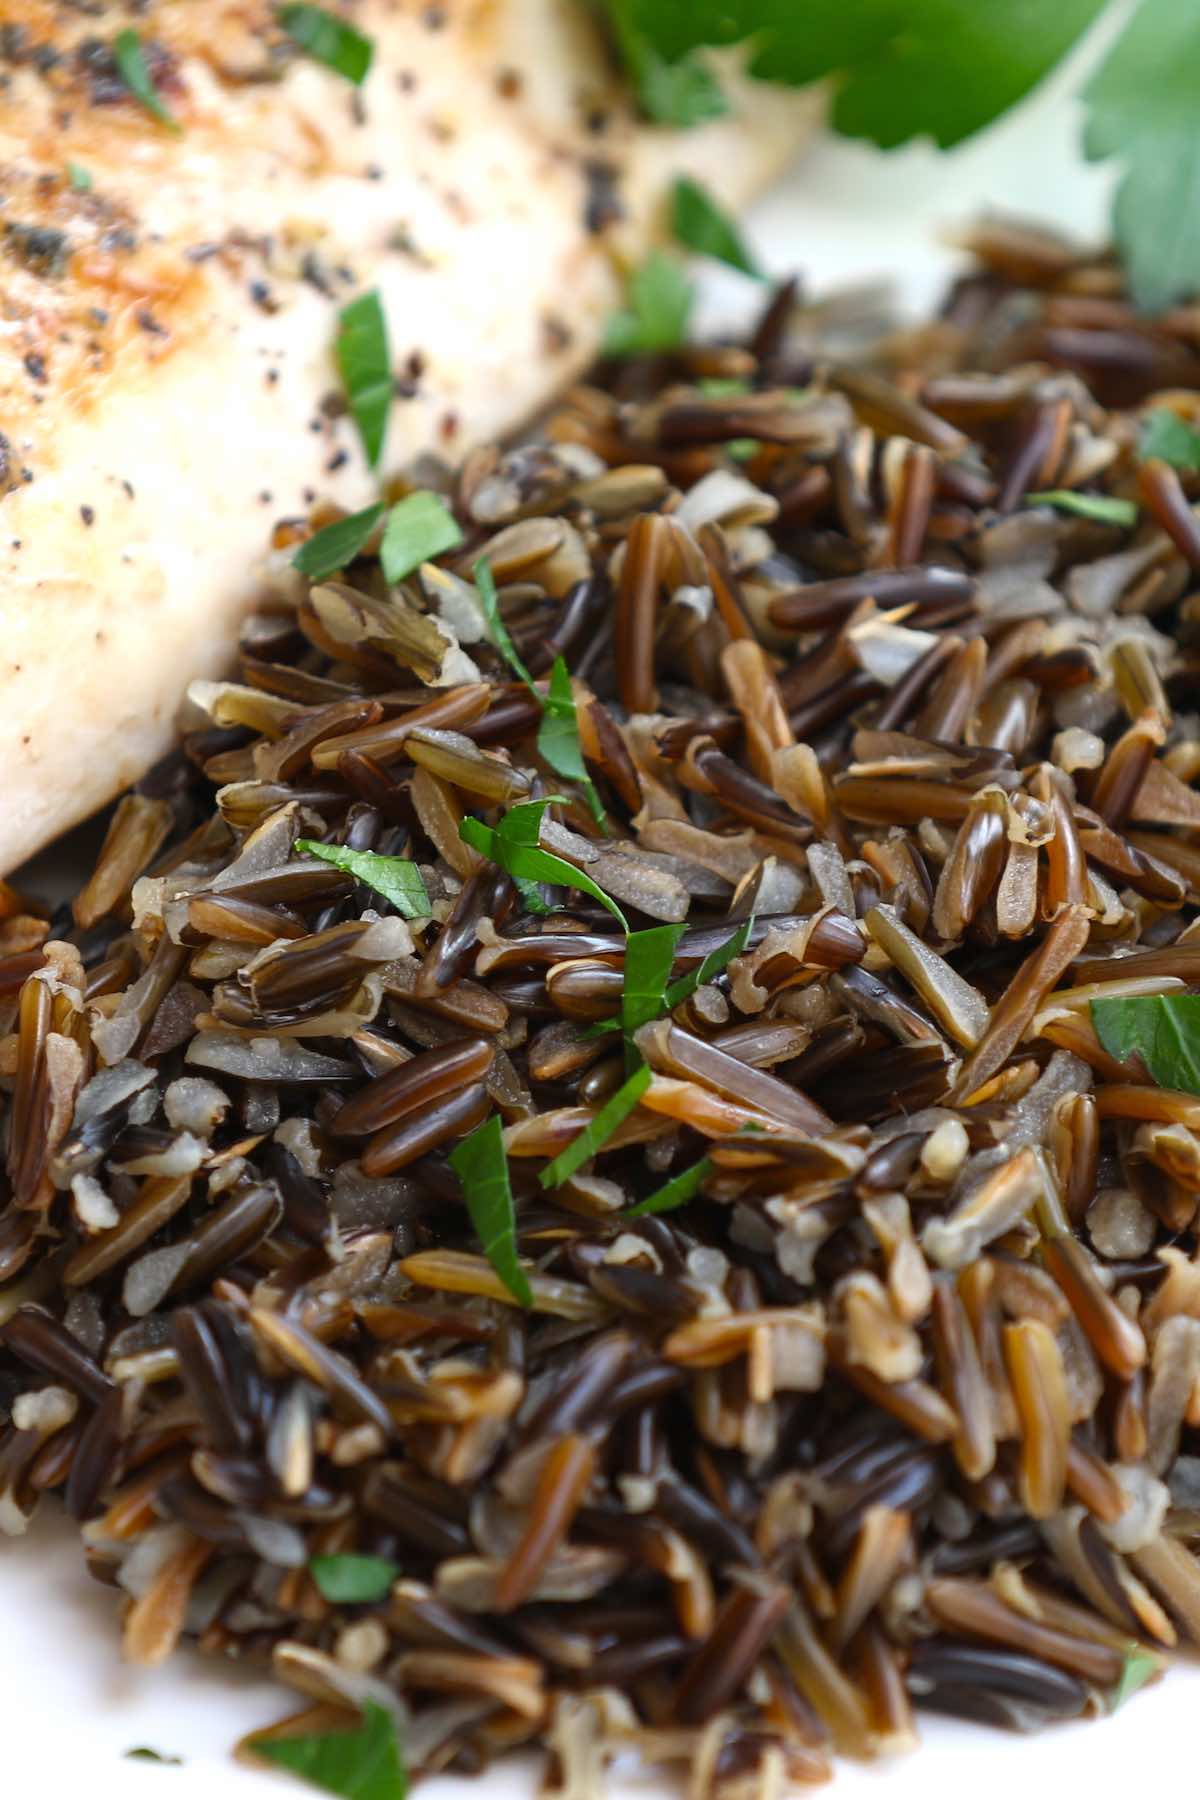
247 1700 406 1800
294 839 431 919
336 291 392 471
1091 994 1200 1095
671 176 761 278
278 4 375 84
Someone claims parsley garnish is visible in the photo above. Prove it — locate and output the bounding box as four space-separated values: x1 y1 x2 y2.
67 162 92 193
540 1063 652 1188
603 0 726 125
309 1553 400 1604
537 658 606 829
460 800 629 932
601 0 1200 311
449 1114 533 1307
603 251 693 356
294 839 431 919
602 0 1105 144
278 4 375 85
1026 490 1138 527
1106 1646 1161 1711
336 291 391 470
623 923 687 1053
247 1701 406 1800
588 916 753 1037
626 1155 712 1216
113 29 180 132
671 176 761 278
663 916 754 1010
1091 995 1200 1094
124 1747 183 1765
1140 408 1200 470
473 563 604 825
380 491 462 583
474 558 536 691
291 504 385 580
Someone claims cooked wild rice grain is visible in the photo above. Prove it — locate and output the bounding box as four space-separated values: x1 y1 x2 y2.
2 227 1200 1792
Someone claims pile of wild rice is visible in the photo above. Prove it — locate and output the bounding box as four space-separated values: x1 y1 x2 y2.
5 220 1200 1794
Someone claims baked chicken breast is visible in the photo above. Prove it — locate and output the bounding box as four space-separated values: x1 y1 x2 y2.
0 0 810 871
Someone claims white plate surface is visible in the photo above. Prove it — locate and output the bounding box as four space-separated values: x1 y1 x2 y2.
4 33 1190 1800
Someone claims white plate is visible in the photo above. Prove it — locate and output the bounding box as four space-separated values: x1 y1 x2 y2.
2 36 1182 1800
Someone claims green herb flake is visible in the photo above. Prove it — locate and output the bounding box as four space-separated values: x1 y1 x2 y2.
1140 408 1200 471
606 0 727 128
247 1700 406 1800
277 4 375 84
540 1062 653 1189
449 1113 533 1307
380 491 463 584
474 557 536 691
1025 490 1138 527
1091 994 1200 1095
309 1553 400 1604
124 1747 183 1765
587 916 751 1039
603 251 693 356
626 1155 712 1217
336 290 392 470
514 877 554 916
623 923 687 1045
472 565 605 827
671 176 761 278
663 917 754 1012
460 800 629 933
113 29 181 132
294 838 431 920
696 376 757 460
537 657 606 829
291 503 385 581
67 162 93 193
1106 1646 1162 1712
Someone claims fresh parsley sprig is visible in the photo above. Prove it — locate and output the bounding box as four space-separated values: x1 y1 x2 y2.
602 0 1200 311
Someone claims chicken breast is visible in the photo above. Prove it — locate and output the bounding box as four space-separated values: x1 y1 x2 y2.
0 0 811 873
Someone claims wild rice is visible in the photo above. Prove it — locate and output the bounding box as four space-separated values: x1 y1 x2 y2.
2 228 1200 1791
